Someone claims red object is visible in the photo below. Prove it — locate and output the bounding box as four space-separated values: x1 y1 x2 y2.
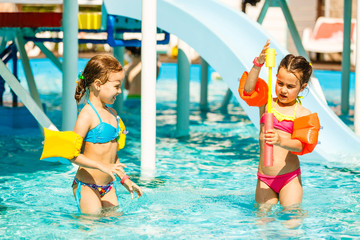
253 57 264 68
121 175 130 185
264 112 273 167
0 12 62 28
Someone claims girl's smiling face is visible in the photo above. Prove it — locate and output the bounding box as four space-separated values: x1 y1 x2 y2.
275 67 307 106
99 71 124 104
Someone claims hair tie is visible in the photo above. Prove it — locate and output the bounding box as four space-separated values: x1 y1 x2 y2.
297 96 303 104
78 72 84 80
309 62 312 67
78 72 86 86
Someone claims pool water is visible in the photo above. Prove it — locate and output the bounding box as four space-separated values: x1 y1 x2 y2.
0 59 359 239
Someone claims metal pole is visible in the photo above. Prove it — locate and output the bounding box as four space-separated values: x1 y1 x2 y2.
176 39 190 137
355 0 360 135
35 42 62 72
112 33 125 114
62 0 78 131
11 46 18 106
14 31 43 110
0 60 57 130
220 89 233 113
257 0 269 24
341 0 352 115
141 0 157 178
200 57 209 112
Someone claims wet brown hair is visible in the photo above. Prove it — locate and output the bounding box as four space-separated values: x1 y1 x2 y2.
278 54 312 86
74 54 123 105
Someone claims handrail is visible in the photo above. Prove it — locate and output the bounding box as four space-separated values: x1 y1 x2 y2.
106 15 169 47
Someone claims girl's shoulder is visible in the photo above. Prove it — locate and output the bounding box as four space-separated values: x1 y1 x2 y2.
106 106 118 116
74 105 93 137
295 104 311 118
77 104 95 123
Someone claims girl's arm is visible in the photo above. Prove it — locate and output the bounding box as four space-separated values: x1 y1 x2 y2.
244 39 270 94
264 108 313 152
114 155 127 179
114 138 143 199
264 129 303 152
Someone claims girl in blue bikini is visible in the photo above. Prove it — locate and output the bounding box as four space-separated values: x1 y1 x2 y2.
71 54 142 214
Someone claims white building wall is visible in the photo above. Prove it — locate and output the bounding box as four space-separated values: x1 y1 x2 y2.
218 0 317 55
287 0 317 55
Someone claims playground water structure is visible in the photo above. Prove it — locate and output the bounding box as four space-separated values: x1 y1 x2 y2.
0 60 360 238
0 0 360 238
103 0 360 166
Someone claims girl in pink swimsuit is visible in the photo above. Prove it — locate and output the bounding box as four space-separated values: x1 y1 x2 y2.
242 40 314 209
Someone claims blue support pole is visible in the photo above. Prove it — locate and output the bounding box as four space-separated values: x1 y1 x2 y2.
200 57 209 112
11 44 18 106
341 0 352 115
0 75 4 105
176 40 190 137
62 0 78 130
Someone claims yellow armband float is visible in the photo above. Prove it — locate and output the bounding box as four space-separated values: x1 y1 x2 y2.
40 128 83 161
117 116 127 151
291 113 320 155
238 71 268 107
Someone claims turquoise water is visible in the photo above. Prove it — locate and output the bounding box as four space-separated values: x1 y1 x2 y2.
0 59 360 239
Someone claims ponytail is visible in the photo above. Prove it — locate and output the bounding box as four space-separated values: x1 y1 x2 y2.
74 74 87 107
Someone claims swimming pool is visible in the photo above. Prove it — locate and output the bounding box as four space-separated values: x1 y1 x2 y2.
0 59 359 239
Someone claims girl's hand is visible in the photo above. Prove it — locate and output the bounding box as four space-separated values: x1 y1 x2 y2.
258 39 270 65
264 129 281 146
98 162 127 181
123 179 143 199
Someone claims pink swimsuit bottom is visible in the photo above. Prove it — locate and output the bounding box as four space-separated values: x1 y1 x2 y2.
257 168 301 193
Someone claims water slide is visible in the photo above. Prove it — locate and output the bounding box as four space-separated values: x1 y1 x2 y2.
104 0 360 164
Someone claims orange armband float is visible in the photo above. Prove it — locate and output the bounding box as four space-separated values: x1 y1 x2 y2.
238 71 268 107
291 113 320 155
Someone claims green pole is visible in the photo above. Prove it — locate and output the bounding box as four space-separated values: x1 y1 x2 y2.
200 57 209 112
62 0 78 130
0 36 7 52
35 42 62 72
176 40 190 137
220 89 233 113
341 0 352 115
257 0 269 24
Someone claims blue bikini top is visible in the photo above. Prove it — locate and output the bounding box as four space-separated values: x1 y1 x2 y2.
84 100 120 143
